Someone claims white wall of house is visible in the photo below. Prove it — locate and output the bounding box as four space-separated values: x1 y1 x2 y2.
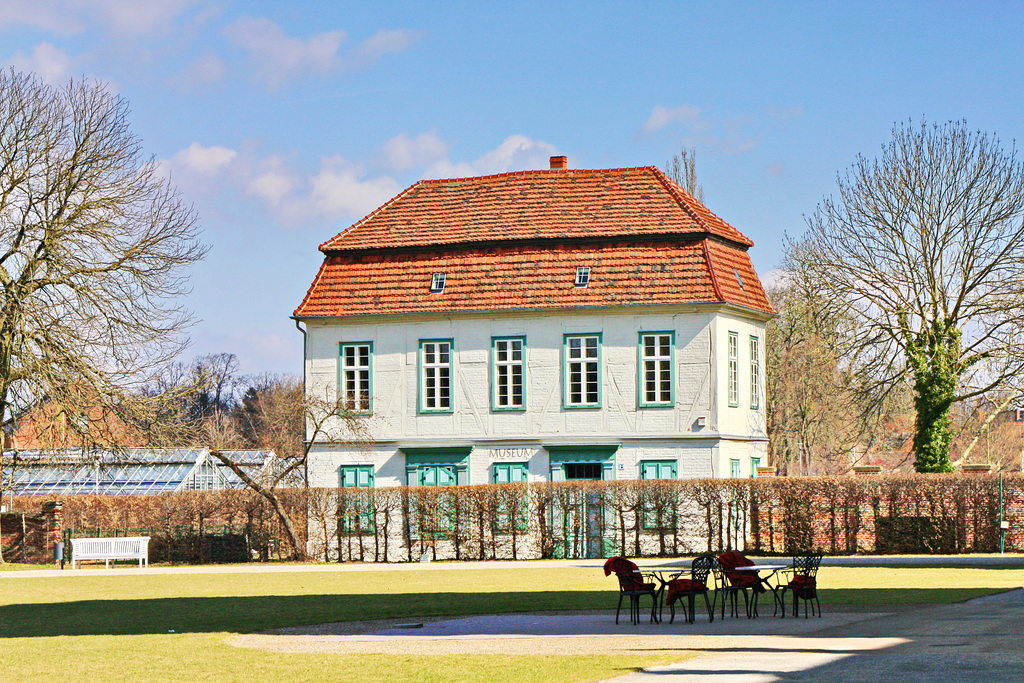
303 305 767 487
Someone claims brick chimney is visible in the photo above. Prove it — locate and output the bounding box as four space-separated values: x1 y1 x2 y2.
549 156 567 170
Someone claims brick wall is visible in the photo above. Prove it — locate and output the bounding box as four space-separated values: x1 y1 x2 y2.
0 501 63 563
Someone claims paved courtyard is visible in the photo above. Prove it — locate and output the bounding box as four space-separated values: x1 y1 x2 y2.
230 588 1024 682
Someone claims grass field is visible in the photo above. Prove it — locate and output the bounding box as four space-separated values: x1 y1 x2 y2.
1 562 1022 681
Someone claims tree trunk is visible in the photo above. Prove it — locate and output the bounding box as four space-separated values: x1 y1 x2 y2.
907 321 960 473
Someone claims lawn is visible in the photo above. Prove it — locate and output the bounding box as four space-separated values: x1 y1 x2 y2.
0 562 1022 682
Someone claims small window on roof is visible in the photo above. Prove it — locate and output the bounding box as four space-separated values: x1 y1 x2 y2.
430 272 446 292
575 266 591 288
733 267 744 289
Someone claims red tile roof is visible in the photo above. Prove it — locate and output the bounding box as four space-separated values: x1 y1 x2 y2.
319 166 754 252
294 240 774 318
296 165 775 318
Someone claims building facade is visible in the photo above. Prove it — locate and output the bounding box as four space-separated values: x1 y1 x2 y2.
294 158 775 489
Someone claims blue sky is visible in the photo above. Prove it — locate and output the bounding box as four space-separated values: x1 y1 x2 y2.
2 1 1022 375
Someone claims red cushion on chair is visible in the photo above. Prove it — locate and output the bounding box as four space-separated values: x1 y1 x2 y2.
604 556 640 577
665 578 708 605
789 574 816 593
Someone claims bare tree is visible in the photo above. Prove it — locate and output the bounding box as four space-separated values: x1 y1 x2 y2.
0 70 206 558
666 145 705 202
785 120 1024 472
210 377 368 560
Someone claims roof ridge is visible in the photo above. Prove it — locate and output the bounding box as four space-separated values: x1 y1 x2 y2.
651 166 715 235
650 167 754 248
412 165 658 186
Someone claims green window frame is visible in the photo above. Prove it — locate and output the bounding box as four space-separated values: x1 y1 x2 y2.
563 333 602 408
730 458 741 479
492 462 528 483
750 335 760 410
491 336 526 411
546 444 617 481
419 339 454 413
638 331 674 407
750 457 762 477
728 331 739 407
639 460 678 530
339 342 373 413
639 460 677 479
339 465 374 488
403 447 471 486
492 463 529 533
338 465 374 532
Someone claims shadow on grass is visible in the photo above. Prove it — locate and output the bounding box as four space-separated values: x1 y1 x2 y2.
0 586 1010 639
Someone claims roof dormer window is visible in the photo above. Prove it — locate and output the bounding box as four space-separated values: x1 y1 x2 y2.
430 272 446 293
574 266 591 288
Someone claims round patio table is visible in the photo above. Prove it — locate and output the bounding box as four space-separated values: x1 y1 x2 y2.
730 564 788 617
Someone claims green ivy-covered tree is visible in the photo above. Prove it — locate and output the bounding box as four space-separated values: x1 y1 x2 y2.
785 120 1024 473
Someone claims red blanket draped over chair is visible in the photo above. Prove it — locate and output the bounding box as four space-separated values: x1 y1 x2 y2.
717 551 766 592
603 556 654 591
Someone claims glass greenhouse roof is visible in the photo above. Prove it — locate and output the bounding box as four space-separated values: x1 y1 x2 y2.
2 448 277 496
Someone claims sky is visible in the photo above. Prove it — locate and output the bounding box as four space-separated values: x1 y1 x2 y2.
2 1 1022 376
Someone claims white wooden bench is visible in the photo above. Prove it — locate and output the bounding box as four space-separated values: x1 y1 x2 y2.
70 536 151 569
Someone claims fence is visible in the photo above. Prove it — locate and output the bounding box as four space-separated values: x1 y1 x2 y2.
4 473 1021 564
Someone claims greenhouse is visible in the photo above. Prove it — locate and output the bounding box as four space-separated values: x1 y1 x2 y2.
1 448 278 496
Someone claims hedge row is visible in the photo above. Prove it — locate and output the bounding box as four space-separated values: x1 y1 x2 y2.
10 473 1022 563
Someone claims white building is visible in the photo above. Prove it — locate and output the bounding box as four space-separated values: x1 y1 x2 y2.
294 157 775 490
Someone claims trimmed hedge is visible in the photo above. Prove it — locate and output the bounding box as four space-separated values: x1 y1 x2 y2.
10 473 1022 563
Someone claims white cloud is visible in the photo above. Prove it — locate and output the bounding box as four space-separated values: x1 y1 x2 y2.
0 0 199 35
0 1 82 33
224 16 346 89
176 54 226 87
381 131 448 172
82 0 200 36
642 104 760 155
6 42 73 84
171 142 237 175
642 105 702 133
305 157 401 219
425 135 558 179
347 28 423 68
247 161 295 207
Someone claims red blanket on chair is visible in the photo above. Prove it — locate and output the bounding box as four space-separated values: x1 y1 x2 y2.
665 578 707 606
718 551 766 592
603 556 653 591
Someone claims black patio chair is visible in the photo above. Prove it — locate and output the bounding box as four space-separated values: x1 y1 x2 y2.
665 553 717 624
777 550 823 618
717 551 765 618
604 556 660 624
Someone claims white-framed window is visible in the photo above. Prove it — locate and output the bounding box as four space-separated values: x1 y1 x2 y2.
420 340 453 412
564 333 601 407
639 332 674 406
574 266 591 287
340 342 372 412
728 331 739 407
492 337 525 410
750 335 760 410
430 272 446 292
